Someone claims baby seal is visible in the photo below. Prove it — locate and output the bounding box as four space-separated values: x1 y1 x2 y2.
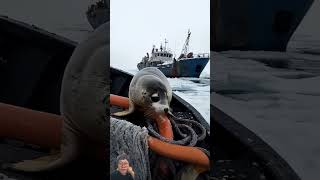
113 67 172 118
8 22 109 172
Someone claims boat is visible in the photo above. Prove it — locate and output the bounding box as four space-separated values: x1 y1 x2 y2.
0 16 301 179
86 0 109 29
137 30 210 78
212 0 315 51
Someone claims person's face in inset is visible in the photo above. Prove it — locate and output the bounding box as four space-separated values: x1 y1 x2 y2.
118 159 129 175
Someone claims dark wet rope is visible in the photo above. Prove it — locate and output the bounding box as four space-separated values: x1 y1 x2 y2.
168 112 207 141
146 112 207 147
169 116 187 138
147 120 196 146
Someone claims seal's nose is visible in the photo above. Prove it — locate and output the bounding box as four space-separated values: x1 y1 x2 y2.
164 108 169 113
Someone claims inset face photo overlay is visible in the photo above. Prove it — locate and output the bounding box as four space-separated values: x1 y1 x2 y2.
110 0 210 179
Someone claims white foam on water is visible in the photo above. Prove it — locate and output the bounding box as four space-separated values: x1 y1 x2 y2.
168 77 210 124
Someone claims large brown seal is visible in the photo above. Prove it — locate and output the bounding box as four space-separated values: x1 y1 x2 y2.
9 22 109 172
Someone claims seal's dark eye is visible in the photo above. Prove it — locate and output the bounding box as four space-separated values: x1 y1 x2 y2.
151 93 160 102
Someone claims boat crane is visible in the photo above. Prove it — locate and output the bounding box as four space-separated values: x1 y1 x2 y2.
180 29 191 58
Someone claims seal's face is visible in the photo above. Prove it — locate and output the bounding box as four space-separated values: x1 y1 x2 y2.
139 78 171 117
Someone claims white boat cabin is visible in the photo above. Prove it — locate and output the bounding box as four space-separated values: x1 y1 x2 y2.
143 44 174 64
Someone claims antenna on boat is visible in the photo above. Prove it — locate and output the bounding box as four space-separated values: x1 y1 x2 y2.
180 29 191 56
152 45 155 53
164 39 168 51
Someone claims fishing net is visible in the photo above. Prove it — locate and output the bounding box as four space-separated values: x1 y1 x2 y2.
110 117 151 180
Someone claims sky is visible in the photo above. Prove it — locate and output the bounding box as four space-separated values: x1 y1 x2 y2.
0 0 318 67
110 0 210 72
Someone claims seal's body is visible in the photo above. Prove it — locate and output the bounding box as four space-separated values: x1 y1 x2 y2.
10 22 109 172
114 67 172 118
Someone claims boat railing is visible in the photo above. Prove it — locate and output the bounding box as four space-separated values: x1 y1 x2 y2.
179 53 210 60
194 53 210 58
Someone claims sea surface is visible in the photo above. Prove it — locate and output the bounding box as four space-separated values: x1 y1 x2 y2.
212 34 320 180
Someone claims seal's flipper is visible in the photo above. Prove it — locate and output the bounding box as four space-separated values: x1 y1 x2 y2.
112 100 134 117
113 109 133 117
7 145 79 172
6 123 81 172
9 153 61 172
174 165 207 180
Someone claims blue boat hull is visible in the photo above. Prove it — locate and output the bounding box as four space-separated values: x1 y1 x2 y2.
137 57 209 78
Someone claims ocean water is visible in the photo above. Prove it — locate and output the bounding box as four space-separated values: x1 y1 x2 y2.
212 35 320 180
169 77 210 123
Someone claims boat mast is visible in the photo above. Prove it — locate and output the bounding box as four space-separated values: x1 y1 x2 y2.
164 39 168 51
180 29 191 56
